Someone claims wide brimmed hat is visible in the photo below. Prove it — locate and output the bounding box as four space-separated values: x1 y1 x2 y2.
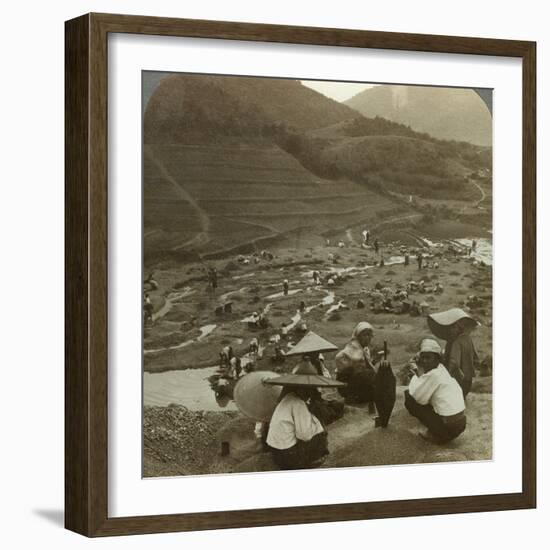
285 331 338 357
233 371 282 422
427 308 478 340
264 362 346 388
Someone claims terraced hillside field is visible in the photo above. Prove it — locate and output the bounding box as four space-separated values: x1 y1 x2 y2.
144 141 403 264
143 73 491 267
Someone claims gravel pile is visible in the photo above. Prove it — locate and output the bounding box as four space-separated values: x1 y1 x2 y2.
143 404 237 476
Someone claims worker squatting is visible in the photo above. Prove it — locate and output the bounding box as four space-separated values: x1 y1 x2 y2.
232 307 479 471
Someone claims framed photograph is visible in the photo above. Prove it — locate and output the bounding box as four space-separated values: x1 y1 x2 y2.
65 13 536 537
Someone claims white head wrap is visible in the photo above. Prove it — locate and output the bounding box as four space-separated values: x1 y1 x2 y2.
352 321 374 339
419 338 442 355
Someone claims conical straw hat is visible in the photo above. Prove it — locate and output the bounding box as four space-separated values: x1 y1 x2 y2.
427 308 478 340
233 371 282 422
285 331 338 356
264 362 346 388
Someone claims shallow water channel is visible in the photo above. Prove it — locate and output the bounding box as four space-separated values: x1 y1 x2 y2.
144 367 238 411
455 237 493 265
143 237 492 412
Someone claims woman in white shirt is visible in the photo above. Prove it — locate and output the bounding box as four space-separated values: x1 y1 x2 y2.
405 338 466 443
266 362 344 470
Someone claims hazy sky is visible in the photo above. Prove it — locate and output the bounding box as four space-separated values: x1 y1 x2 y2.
302 80 492 114
142 73 491 113
301 80 375 102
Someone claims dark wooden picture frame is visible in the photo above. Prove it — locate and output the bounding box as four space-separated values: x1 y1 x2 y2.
65 12 536 537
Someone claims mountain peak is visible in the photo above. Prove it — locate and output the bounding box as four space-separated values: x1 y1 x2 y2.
345 85 492 146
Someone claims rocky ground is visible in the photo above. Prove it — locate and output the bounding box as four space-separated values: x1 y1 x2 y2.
143 405 239 477
143 387 492 477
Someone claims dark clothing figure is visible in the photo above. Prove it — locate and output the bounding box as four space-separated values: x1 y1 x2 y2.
404 253 410 267
144 273 159 291
219 346 234 368
335 323 377 408
336 363 376 404
208 268 218 291
404 390 466 443
273 345 285 363
417 253 423 269
144 303 153 319
244 361 255 374
258 314 269 329
234 358 242 379
283 281 289 296
306 355 345 425
374 239 379 254
249 339 259 354
270 432 328 470
308 391 345 426
143 295 154 325
443 334 479 397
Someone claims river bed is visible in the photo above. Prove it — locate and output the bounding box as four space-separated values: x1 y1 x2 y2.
144 367 237 411
455 237 493 265
144 323 217 354
143 235 493 412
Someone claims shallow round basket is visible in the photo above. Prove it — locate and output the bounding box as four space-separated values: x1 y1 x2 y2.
233 371 283 422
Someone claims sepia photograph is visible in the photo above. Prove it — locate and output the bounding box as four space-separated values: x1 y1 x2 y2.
142 72 493 478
